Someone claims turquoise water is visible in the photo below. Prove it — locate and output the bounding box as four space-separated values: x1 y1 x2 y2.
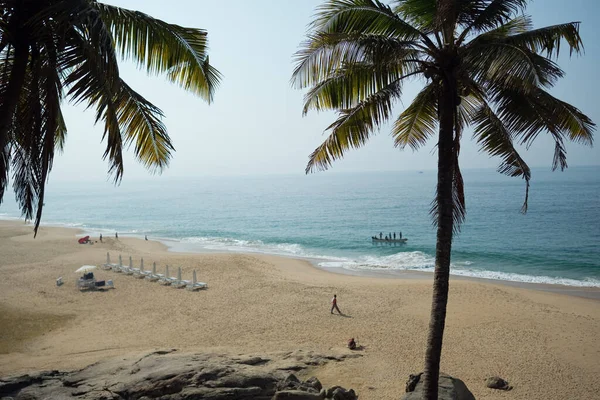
1 166 599 287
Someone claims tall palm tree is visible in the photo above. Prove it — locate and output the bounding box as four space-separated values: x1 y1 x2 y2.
292 0 594 398
0 0 221 235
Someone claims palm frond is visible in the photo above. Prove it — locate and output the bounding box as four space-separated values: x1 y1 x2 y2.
306 80 401 173
303 62 421 114
393 0 436 31
492 87 595 171
463 37 565 92
503 22 584 58
392 82 437 150
313 0 426 40
291 31 423 89
96 3 221 102
116 80 173 173
458 0 528 43
472 101 531 212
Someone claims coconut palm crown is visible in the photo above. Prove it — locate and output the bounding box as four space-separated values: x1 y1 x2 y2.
292 0 594 398
0 0 221 235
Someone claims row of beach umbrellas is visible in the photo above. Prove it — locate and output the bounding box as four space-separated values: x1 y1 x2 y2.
102 252 207 291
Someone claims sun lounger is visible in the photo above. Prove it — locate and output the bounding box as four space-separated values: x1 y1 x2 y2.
102 252 118 270
171 267 190 289
133 258 151 279
123 256 135 275
77 272 96 290
145 262 161 282
158 265 176 286
186 270 208 291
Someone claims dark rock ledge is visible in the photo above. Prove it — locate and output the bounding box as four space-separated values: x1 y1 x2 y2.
0 349 361 400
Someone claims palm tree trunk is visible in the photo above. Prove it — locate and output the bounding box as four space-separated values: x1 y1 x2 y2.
422 79 456 400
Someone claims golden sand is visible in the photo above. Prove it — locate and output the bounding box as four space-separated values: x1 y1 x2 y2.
0 220 598 399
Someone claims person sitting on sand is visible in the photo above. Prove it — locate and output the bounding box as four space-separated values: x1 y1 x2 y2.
348 338 356 350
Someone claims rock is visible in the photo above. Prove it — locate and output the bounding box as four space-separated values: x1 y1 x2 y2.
405 373 422 392
331 387 357 400
304 377 323 392
272 389 324 399
402 372 475 400
325 386 342 398
0 350 355 400
485 376 512 390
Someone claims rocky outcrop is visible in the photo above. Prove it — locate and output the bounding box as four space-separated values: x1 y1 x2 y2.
402 372 475 400
485 376 512 391
0 349 361 400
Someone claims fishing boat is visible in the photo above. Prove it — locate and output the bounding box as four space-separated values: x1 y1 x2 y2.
371 236 407 243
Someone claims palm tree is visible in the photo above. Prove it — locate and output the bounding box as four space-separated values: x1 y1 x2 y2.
292 0 594 398
0 0 221 235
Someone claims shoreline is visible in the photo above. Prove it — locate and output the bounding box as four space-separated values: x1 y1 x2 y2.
1 220 600 400
4 219 600 300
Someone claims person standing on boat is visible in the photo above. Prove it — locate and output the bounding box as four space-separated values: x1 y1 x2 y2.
393 232 396 240
399 232 402 239
331 294 342 314
379 232 383 239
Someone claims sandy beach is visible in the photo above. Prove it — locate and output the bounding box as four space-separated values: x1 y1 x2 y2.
1 220 599 399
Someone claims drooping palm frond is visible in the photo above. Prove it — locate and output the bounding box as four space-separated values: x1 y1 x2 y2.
392 82 437 150
472 101 531 211
492 87 594 171
116 80 173 173
97 3 222 102
306 80 402 173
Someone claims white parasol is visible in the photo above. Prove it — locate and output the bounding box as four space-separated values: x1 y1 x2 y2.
75 265 96 273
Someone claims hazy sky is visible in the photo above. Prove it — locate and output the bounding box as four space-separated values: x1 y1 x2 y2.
50 0 599 182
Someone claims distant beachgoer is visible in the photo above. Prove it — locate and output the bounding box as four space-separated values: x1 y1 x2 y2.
393 232 396 239
331 294 342 314
145 235 148 241
115 232 118 239
99 234 103 242
389 232 392 240
348 338 357 350
399 232 402 239
379 232 382 239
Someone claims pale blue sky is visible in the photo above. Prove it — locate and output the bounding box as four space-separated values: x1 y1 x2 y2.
50 0 599 182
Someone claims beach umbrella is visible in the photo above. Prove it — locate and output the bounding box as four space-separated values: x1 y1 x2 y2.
193 270 197 285
75 265 96 273
106 252 110 264
129 256 133 268
119 255 122 267
165 265 169 278
152 262 156 274
177 267 182 281
140 258 144 271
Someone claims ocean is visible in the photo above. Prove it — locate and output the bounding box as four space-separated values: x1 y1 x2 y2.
1 166 599 287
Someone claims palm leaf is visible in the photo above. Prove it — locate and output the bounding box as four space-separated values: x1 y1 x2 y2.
303 62 421 114
392 82 437 150
97 3 221 102
458 0 528 42
472 101 531 212
116 80 173 172
306 80 401 173
291 31 423 89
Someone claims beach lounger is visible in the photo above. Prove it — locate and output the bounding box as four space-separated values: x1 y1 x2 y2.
102 252 118 270
145 262 160 282
158 265 176 286
133 258 151 279
171 267 190 289
123 256 135 275
186 270 208 291
77 272 96 290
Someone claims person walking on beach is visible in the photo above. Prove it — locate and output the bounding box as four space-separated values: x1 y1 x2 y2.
99 234 103 243
145 235 148 241
115 232 118 239
331 294 342 314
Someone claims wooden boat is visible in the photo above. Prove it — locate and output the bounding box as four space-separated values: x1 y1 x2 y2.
371 236 407 243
